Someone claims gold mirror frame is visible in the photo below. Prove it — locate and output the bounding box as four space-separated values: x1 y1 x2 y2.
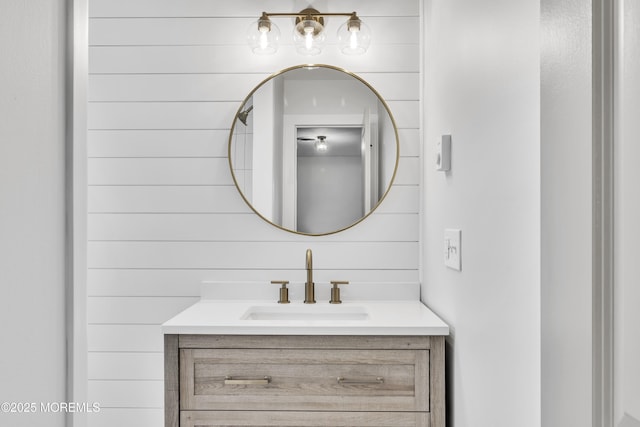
228 64 400 236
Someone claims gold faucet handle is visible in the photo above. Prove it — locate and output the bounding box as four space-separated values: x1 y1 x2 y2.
329 281 349 304
270 280 290 304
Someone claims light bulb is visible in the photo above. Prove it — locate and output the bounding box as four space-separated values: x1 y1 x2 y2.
349 29 359 50
259 28 269 50
304 27 314 51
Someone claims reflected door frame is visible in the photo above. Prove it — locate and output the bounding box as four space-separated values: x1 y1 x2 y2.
282 114 364 231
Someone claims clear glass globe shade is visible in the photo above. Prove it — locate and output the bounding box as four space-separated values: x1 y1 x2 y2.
247 18 280 55
293 19 325 56
337 19 371 55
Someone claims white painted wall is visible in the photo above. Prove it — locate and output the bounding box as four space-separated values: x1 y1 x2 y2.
422 1 541 426
87 0 420 425
297 156 363 234
423 1 602 426
540 1 594 426
0 1 67 426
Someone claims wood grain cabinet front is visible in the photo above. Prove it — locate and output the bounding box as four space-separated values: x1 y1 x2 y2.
180 411 430 427
165 335 444 427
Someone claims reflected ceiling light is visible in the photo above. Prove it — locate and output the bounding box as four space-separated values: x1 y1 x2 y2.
315 135 328 152
247 8 371 56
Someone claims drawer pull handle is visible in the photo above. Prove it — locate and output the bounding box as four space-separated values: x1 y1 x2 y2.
337 376 384 385
224 376 271 385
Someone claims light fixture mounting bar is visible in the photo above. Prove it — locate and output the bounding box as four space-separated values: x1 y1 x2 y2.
261 11 359 19
260 9 361 37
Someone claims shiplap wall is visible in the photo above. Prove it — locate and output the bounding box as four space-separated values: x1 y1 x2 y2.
87 0 420 425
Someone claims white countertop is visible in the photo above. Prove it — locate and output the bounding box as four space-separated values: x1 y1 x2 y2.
161 299 450 336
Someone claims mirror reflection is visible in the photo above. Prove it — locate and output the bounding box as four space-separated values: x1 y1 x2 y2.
229 64 398 235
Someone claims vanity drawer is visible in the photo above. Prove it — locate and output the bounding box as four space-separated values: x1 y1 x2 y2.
181 411 429 427
180 348 429 412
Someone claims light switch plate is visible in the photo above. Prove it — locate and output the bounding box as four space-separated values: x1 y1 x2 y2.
444 229 462 271
436 135 451 171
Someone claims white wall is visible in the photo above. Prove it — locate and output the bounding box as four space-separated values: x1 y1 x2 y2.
540 1 594 426
422 1 541 426
0 1 67 426
86 0 420 425
297 156 363 234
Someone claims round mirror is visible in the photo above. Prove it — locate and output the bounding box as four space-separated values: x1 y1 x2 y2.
228 64 399 236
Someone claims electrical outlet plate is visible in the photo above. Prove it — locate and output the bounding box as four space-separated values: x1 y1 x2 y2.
444 229 461 271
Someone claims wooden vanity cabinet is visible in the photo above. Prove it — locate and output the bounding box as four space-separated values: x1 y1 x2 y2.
165 335 445 427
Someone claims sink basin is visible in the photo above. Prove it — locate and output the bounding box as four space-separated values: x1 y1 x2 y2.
241 305 369 321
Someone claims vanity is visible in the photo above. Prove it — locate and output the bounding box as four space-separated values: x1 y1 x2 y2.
162 286 449 427
162 64 447 426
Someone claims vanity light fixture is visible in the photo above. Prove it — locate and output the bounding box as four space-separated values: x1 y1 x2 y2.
247 8 371 56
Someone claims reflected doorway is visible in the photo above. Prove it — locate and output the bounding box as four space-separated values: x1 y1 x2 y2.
296 126 367 234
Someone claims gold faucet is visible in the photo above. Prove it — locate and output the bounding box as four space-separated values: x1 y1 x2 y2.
304 249 316 304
